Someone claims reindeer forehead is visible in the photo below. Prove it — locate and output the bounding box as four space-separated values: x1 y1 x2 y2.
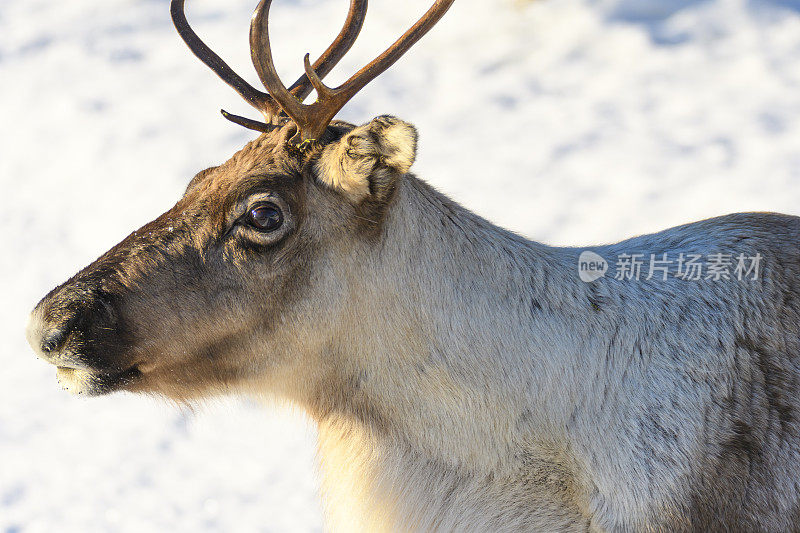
175 141 314 235
193 134 303 198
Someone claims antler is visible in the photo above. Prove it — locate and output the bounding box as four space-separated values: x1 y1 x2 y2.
251 0 456 143
171 0 368 132
172 0 456 143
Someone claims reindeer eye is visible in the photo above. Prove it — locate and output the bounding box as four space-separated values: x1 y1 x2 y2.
246 203 283 232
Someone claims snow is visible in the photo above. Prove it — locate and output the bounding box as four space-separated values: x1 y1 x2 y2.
2 0 800 530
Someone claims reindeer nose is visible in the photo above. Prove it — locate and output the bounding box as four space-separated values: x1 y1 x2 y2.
25 300 87 366
26 286 120 367
40 330 65 353
26 308 67 361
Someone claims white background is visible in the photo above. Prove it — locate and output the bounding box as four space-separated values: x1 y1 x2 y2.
2 0 800 530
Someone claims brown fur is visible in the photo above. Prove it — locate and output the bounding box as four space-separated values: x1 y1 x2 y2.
27 117 414 403
27 115 800 531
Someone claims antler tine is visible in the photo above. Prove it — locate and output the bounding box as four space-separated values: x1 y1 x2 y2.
171 0 366 132
284 0 368 102
170 0 278 121
251 0 455 144
220 110 275 132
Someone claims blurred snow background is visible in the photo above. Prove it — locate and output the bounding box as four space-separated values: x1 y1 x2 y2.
2 0 800 530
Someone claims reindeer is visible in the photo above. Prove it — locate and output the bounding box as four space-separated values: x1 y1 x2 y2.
26 0 800 530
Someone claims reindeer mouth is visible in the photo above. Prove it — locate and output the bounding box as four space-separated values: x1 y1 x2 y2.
55 364 142 396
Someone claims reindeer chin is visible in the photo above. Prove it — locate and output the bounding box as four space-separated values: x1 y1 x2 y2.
55 365 141 396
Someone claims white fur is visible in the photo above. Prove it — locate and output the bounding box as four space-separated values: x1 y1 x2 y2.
276 171 800 531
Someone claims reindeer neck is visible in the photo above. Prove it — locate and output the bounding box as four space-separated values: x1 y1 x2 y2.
308 176 594 469
300 175 602 530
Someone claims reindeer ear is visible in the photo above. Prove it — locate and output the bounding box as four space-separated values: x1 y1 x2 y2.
315 115 418 205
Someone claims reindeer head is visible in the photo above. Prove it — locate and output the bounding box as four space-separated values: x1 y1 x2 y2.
25 0 452 401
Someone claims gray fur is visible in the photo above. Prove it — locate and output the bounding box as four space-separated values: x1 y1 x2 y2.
27 118 800 531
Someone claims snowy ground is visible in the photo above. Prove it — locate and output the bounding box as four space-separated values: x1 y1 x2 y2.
2 0 800 530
